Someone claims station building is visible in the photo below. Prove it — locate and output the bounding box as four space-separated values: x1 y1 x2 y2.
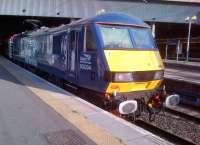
0 0 200 61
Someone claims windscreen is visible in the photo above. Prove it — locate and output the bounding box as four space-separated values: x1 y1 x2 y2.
99 25 156 50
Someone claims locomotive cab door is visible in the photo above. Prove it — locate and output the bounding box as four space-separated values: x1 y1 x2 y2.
79 25 98 90
67 28 81 83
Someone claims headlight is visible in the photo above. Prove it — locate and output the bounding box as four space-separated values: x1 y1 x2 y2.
154 70 164 80
114 73 133 82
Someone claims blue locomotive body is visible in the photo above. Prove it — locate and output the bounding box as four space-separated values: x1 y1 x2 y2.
9 13 164 114
10 15 109 93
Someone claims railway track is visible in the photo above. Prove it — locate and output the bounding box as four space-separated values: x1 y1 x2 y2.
132 105 200 145
165 105 200 124
135 119 196 145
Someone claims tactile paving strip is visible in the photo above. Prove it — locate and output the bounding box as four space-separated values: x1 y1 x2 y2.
44 129 87 145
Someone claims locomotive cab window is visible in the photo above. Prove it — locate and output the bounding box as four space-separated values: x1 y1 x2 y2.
99 26 133 49
84 26 96 52
98 25 156 50
53 34 62 55
130 28 155 49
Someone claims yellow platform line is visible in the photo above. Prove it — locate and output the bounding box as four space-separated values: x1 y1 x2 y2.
0 59 124 145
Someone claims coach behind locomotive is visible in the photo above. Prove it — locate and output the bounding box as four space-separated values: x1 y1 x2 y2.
9 12 164 115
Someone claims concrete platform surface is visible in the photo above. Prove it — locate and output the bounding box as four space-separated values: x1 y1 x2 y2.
164 59 200 73
165 68 200 85
0 56 172 145
164 60 200 67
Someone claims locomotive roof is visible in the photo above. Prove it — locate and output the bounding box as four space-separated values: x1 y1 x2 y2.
16 12 149 37
73 12 149 27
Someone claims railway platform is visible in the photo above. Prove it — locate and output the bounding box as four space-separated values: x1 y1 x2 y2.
164 59 200 72
164 60 200 106
164 59 200 85
164 67 200 85
0 56 171 145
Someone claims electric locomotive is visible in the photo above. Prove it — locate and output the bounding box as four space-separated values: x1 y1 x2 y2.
9 12 164 115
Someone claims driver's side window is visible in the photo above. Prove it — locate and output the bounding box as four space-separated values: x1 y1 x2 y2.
84 25 96 52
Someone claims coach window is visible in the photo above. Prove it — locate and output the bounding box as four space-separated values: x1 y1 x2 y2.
84 26 96 52
53 35 61 55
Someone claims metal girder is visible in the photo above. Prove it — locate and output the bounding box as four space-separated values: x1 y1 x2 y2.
0 0 199 23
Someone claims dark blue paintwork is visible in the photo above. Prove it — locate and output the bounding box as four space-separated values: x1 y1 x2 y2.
75 12 149 27
9 12 152 94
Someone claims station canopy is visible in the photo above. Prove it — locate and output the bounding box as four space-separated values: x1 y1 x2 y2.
0 0 199 23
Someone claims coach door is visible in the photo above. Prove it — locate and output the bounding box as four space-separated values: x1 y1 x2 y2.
67 29 80 83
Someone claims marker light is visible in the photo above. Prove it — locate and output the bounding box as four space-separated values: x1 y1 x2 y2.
114 73 133 82
154 70 164 80
165 94 180 107
119 100 138 114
